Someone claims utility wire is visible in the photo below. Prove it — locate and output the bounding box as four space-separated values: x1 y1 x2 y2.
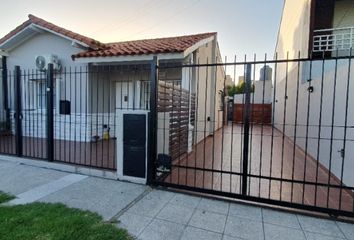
118 0 201 41
92 0 173 36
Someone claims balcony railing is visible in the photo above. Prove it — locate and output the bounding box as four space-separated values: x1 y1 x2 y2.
313 26 354 53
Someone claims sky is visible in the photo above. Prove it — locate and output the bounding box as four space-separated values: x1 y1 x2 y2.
0 0 284 62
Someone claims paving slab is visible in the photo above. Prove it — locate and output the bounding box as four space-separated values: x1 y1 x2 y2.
264 223 306 240
224 215 264 240
38 177 147 220
181 226 222 240
0 161 68 195
138 219 185 240
126 190 175 218
229 202 263 221
189 209 227 233
262 208 300 229
117 212 153 237
297 215 345 238
7 174 87 205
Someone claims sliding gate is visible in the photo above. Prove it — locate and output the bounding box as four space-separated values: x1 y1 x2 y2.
152 54 354 218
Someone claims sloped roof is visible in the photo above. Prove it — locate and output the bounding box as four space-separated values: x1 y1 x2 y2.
0 14 216 60
0 14 106 50
72 32 216 59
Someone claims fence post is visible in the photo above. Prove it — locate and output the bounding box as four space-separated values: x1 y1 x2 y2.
147 56 158 185
14 66 23 157
242 64 252 195
46 64 54 162
2 57 10 131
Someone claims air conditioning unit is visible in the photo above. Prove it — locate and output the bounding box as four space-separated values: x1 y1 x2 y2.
35 55 62 72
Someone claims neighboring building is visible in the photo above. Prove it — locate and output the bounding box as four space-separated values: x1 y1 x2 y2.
275 0 354 187
0 14 225 180
225 75 234 87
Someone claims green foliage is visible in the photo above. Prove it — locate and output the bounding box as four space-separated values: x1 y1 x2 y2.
0 192 14 204
0 202 132 240
227 80 255 96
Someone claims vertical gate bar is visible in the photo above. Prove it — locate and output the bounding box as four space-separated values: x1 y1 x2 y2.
147 56 158 185
314 51 326 206
2 57 10 133
89 66 93 166
221 56 227 191
202 58 209 189
46 63 54 162
211 58 217 190
95 67 99 166
247 54 256 196
327 50 339 208
290 52 301 203
258 53 267 198
302 55 313 205
176 78 181 185
72 66 76 164
22 70 27 156
239 56 246 194
7 70 12 154
185 63 192 186
106 66 110 168
112 66 117 169
242 63 252 195
229 55 237 193
101 66 104 167
269 53 278 199
194 59 200 188
33 69 38 158
14 66 23 157
339 48 352 211
79 67 83 165
280 52 289 201
28 69 32 157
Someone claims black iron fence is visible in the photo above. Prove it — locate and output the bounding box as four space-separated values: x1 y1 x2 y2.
0 63 152 170
153 53 354 218
1 52 354 217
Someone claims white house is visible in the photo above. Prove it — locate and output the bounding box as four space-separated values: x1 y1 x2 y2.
0 14 226 179
275 0 354 187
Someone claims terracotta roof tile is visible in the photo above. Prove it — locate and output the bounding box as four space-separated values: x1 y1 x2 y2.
0 14 106 50
0 14 216 59
72 32 216 59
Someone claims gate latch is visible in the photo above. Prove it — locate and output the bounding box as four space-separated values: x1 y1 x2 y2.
338 148 345 158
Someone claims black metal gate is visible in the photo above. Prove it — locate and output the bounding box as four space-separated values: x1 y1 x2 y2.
151 54 354 218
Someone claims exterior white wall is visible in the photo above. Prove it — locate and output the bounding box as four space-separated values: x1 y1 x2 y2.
193 39 225 144
275 0 312 59
5 31 91 141
274 59 354 187
276 0 354 187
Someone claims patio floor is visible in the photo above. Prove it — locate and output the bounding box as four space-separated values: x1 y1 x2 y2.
164 124 354 213
0 135 116 170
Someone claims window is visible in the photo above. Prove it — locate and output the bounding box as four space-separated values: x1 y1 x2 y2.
37 81 56 109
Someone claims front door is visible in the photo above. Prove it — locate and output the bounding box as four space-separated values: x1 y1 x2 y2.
123 114 146 178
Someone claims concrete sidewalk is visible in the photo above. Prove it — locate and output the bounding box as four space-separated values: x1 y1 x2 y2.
0 159 353 240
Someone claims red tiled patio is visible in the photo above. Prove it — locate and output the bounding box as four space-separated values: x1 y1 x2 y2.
0 135 116 170
163 124 354 213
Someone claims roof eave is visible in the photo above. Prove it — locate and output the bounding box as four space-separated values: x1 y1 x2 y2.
0 23 92 52
73 52 185 63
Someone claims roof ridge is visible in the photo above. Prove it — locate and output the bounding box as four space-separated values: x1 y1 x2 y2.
73 32 217 59
0 14 106 50
106 32 217 45
27 14 106 49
